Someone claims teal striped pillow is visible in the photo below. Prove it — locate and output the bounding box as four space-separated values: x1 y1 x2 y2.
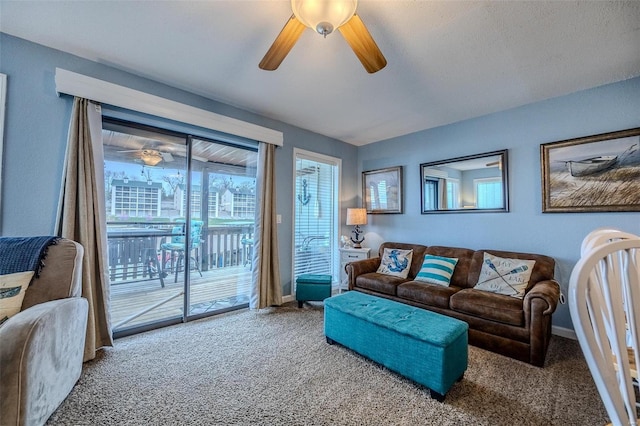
415 255 458 286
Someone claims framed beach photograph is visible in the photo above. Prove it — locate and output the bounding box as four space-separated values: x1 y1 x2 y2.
540 127 640 212
362 166 403 214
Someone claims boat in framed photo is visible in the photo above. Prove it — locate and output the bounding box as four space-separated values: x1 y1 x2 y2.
564 155 617 177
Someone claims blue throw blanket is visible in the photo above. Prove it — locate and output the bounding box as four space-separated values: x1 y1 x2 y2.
0 236 60 278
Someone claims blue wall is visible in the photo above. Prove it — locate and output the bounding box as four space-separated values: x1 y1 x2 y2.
3 33 639 329
0 33 359 296
359 76 640 330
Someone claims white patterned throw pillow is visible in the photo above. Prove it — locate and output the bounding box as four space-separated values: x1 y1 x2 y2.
377 248 413 279
0 271 34 326
474 253 535 299
415 254 458 286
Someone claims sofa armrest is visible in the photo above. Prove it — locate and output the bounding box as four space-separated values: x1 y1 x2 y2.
346 257 381 290
524 279 560 366
0 298 88 426
524 279 560 316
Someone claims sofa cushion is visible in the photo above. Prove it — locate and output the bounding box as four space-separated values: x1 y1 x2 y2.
474 253 535 299
415 254 458 286
355 272 407 296
0 271 34 325
450 288 524 326
397 281 461 309
424 246 475 288
377 248 413 279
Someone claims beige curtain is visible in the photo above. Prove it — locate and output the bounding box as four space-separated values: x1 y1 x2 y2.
57 97 113 361
439 179 447 209
250 142 282 309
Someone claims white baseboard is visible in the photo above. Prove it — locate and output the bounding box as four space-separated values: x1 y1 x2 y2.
282 295 294 304
552 326 577 340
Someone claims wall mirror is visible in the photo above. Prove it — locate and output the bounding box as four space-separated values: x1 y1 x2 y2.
420 149 509 214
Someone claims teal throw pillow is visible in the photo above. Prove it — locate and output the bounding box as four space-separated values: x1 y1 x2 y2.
415 254 458 286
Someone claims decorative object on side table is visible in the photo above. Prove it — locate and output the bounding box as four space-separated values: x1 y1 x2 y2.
346 208 367 248
540 127 640 212
362 166 403 214
340 235 353 248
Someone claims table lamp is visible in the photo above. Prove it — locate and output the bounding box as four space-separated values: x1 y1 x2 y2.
346 208 367 248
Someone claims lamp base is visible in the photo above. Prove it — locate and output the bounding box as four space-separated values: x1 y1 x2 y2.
350 224 364 249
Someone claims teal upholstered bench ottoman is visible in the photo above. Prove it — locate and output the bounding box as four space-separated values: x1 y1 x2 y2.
324 291 468 401
296 274 332 308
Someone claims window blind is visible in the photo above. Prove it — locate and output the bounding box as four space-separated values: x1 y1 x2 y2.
293 157 337 283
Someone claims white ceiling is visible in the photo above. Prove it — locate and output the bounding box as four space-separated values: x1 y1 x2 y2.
2 1 640 146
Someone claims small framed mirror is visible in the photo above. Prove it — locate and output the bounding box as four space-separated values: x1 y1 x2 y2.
420 150 509 214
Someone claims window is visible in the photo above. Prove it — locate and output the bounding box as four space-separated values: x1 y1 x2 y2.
423 178 439 210
475 178 503 209
111 180 162 218
446 179 460 209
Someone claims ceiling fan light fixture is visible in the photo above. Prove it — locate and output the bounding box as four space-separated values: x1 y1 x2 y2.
260 0 385 73
291 0 357 37
140 149 163 166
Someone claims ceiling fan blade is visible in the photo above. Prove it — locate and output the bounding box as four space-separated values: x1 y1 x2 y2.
338 14 387 74
161 152 174 162
259 15 306 71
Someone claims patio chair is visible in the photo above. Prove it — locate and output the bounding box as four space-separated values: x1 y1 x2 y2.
160 220 204 283
297 235 329 274
241 236 254 267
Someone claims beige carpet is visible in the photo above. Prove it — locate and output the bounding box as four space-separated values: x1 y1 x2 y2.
47 302 609 425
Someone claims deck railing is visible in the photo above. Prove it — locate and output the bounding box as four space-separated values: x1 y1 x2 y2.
107 221 254 284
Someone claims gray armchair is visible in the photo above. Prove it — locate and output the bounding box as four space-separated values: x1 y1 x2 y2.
0 238 88 426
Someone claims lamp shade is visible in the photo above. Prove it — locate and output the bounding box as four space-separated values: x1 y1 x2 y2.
291 0 357 35
346 208 367 226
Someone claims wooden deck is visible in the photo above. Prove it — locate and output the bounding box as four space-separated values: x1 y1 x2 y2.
110 265 251 331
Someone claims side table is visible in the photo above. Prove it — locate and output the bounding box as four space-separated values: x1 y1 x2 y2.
339 247 371 292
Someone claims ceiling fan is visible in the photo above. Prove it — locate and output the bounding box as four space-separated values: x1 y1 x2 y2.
118 148 175 167
259 0 387 74
486 159 502 170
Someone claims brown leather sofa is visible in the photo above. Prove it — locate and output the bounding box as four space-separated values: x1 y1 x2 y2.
346 242 560 367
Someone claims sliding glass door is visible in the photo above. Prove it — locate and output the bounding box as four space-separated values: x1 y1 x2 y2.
185 137 256 318
102 119 257 336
